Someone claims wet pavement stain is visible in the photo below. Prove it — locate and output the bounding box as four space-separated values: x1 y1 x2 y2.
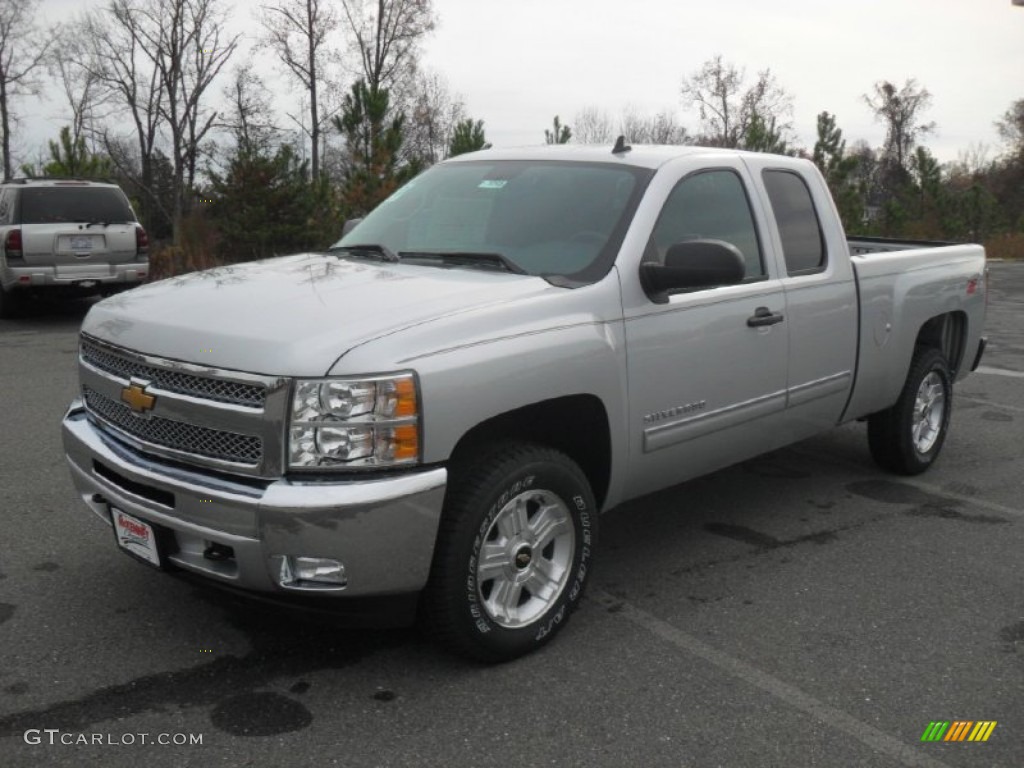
4 682 30 695
905 505 1009 525
704 523 780 549
289 681 310 695
942 481 980 497
373 689 397 702
998 620 1024 645
743 461 811 480
999 622 1024 651
703 523 839 550
847 481 1008 524
0 603 14 625
211 692 312 736
31 562 60 572
0 594 408 738
846 480 937 505
981 411 1013 422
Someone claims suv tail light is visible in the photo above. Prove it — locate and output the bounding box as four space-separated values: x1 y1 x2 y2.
135 225 149 258
4 228 23 261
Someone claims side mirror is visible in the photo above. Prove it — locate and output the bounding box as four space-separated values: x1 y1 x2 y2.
341 217 363 236
639 239 746 302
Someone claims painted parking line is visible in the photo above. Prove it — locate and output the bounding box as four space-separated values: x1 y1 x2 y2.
958 394 1024 415
591 589 955 768
900 477 1024 519
975 366 1024 379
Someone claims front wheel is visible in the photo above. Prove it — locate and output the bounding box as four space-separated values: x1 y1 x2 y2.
425 443 597 662
868 347 953 475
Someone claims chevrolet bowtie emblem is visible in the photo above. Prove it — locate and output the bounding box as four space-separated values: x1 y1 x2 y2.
121 383 156 414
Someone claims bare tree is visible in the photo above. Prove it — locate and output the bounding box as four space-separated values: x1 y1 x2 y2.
219 67 281 155
995 99 1024 160
131 0 240 241
619 106 689 145
573 106 613 144
49 24 109 154
404 69 464 166
259 0 339 178
340 0 435 94
0 0 52 179
863 79 934 173
79 1 168 230
680 55 792 149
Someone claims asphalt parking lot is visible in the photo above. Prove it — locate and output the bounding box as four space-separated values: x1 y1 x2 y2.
1 262 1022 768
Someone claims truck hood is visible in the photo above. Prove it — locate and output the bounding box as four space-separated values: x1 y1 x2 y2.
81 252 554 376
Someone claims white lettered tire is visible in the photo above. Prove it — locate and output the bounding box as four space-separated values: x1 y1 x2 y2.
425 442 597 662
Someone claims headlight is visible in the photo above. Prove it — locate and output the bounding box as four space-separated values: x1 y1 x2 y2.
289 373 420 469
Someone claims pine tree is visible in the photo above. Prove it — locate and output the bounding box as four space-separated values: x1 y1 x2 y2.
22 126 113 179
812 112 864 233
334 79 408 217
544 115 571 144
448 118 489 157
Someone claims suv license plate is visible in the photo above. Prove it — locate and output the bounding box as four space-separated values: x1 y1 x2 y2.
70 236 94 250
112 508 161 567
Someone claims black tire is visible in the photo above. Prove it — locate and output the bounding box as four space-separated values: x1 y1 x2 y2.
867 347 953 475
425 442 597 662
0 285 21 319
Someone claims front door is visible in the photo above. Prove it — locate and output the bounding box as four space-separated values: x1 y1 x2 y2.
622 163 789 499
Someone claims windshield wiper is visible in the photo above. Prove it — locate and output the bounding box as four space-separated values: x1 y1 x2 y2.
329 243 399 263
83 220 132 228
398 251 527 274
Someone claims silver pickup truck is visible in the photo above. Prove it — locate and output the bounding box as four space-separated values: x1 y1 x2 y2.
62 144 987 661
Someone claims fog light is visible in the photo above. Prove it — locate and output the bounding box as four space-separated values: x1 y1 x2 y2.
278 556 347 589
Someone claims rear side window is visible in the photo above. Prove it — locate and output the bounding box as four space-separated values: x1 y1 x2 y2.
16 187 135 225
762 170 825 275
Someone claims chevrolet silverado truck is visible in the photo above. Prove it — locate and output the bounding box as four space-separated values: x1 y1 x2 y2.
62 143 987 661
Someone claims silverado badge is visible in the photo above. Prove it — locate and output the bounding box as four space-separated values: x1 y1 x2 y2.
121 382 156 414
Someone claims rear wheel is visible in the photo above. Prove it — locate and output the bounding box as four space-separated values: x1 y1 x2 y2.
868 347 952 475
425 442 597 662
0 285 23 319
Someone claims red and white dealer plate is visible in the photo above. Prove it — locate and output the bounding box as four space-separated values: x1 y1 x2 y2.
111 508 161 567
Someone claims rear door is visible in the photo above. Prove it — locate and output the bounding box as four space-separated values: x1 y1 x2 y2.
621 158 790 499
746 160 858 436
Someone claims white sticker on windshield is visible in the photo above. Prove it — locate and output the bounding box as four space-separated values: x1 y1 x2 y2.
478 179 508 189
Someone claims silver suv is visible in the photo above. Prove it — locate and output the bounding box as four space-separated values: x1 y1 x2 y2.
0 178 149 317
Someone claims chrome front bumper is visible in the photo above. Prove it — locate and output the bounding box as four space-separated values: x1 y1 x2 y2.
62 399 447 599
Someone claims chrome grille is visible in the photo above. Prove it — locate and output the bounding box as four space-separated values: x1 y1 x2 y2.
81 339 266 407
83 386 263 465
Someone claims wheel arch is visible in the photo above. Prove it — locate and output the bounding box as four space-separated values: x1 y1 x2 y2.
446 394 613 511
915 311 968 375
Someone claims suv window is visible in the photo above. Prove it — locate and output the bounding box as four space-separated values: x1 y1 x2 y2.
648 170 764 280
16 187 135 225
762 170 826 274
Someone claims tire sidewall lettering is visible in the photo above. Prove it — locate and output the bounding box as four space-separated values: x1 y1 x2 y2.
461 463 590 640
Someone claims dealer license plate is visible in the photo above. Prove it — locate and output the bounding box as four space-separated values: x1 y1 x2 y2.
112 508 161 567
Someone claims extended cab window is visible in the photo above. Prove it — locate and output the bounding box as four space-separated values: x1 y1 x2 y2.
648 170 764 280
762 170 826 274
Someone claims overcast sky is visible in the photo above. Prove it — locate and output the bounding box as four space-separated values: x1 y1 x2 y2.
25 0 1024 166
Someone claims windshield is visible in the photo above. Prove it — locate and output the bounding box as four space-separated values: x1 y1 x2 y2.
18 187 135 225
332 160 652 283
